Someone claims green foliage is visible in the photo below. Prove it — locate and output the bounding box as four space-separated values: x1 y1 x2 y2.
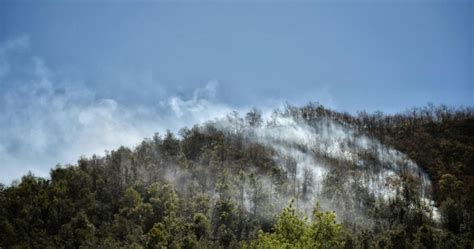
193 213 210 240
0 104 472 248
247 202 345 249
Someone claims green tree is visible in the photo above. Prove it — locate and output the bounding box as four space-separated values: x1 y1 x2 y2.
248 202 345 249
193 213 210 240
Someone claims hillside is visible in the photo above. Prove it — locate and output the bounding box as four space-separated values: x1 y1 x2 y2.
1 104 473 248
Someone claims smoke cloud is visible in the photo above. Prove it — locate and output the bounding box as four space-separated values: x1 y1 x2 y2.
206 109 440 223
0 36 440 224
0 36 233 184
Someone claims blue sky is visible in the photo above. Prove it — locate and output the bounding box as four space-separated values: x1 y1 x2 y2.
0 0 472 183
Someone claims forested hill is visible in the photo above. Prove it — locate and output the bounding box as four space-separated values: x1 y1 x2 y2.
1 104 473 248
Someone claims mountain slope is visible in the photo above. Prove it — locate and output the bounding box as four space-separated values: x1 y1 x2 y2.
0 104 472 248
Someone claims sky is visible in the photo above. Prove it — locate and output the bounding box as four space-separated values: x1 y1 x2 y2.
0 0 473 183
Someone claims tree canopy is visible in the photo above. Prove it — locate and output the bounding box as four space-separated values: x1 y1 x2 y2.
0 104 473 248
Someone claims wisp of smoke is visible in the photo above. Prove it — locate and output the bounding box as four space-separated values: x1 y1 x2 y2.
208 109 440 224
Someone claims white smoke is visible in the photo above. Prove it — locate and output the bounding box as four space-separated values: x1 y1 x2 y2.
0 36 440 223
208 109 440 223
0 36 233 184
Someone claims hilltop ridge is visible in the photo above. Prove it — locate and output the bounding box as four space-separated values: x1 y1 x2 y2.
1 104 473 248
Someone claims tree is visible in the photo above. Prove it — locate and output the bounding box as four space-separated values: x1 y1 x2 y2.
301 167 314 202
248 202 346 248
193 213 210 241
120 187 152 227
246 108 263 128
58 211 97 248
161 130 181 160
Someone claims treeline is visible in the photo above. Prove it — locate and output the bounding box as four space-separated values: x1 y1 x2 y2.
0 104 473 248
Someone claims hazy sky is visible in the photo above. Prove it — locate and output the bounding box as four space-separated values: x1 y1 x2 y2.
0 0 472 183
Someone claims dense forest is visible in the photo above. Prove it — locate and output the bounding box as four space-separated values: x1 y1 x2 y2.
1 103 473 248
